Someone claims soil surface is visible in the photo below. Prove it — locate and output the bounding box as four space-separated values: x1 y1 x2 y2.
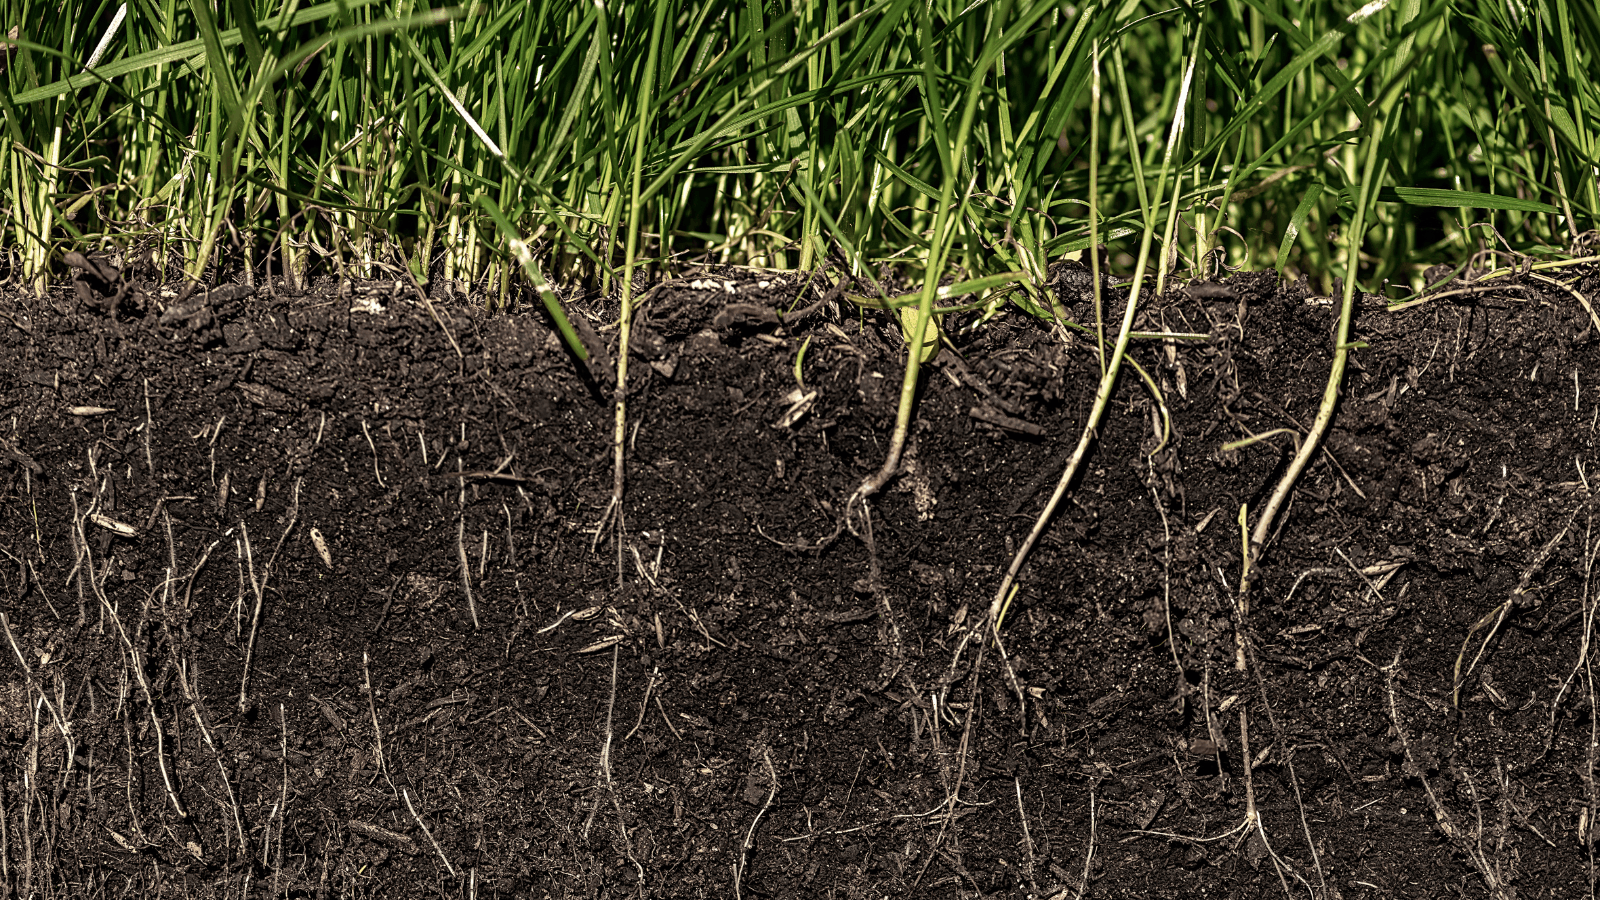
3 259 1600 899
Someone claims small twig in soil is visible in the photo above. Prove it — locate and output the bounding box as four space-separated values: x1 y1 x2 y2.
457 515 479 629
143 494 195 537
655 695 682 741
598 645 618 778
630 543 658 589
967 404 1045 436
734 746 778 900
347 819 419 856
402 788 458 878
360 419 387 489
1075 780 1098 900
206 414 226 487
362 651 389 778
141 377 154 474
1014 777 1039 895
232 531 247 638
624 668 659 743
502 501 517 569
590 495 618 556
272 704 289 899
66 488 88 624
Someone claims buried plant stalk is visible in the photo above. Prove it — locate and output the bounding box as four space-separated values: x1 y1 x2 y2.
851 0 1017 508
987 32 1200 631
1237 0 1433 624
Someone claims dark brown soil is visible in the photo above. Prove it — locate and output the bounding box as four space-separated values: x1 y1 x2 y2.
3 260 1599 899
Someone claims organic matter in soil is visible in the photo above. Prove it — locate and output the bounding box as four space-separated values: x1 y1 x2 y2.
3 262 1599 898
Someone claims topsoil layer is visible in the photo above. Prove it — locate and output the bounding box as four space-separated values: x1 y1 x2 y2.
3 260 1600 899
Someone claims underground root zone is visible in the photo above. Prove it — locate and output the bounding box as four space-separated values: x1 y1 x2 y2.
3 264 1600 898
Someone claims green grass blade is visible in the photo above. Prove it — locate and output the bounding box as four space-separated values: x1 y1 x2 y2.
477 195 586 362
10 0 386 104
1378 186 1560 213
1277 179 1324 273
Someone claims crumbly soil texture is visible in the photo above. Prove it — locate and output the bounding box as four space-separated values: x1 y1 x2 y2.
3 260 1600 899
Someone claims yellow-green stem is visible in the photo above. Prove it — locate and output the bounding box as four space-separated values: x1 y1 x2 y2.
613 0 669 584
854 0 1015 506
1089 39 1104 378
987 28 1201 628
1239 0 1432 616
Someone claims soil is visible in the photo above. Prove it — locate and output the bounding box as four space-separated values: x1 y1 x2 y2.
2 258 1599 899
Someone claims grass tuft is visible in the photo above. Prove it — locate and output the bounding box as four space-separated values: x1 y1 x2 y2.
0 0 1591 302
